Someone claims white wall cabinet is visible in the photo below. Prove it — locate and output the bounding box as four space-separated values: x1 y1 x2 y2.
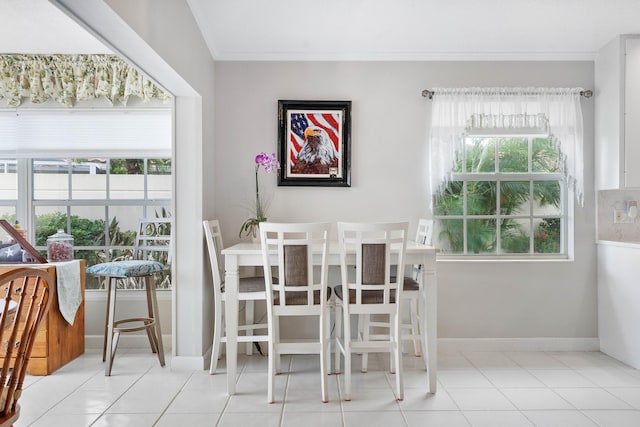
595 35 640 190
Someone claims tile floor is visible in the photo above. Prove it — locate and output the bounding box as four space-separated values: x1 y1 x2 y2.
15 348 640 426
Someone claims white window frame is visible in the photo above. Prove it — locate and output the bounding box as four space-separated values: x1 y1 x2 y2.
434 135 568 259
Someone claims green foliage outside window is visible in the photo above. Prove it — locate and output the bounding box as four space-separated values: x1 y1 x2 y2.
434 137 562 255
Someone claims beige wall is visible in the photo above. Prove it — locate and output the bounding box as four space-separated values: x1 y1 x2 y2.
215 60 597 339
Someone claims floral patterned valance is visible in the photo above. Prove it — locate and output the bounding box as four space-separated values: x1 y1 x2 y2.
0 54 170 107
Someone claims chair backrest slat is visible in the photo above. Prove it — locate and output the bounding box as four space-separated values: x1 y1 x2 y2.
203 220 225 298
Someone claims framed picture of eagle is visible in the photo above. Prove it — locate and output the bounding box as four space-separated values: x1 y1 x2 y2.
277 100 351 187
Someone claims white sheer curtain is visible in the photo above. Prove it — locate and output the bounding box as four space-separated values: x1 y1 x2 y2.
428 87 585 206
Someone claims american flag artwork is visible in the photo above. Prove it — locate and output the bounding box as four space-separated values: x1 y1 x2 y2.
287 110 342 177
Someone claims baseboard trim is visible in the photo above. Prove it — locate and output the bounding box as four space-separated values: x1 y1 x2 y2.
439 337 600 353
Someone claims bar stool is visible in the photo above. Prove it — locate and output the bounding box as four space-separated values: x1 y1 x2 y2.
86 218 171 375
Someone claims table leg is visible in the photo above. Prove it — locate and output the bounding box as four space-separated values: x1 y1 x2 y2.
422 252 438 394
225 255 240 395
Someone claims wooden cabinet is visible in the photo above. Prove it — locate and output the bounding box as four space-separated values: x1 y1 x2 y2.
0 261 85 375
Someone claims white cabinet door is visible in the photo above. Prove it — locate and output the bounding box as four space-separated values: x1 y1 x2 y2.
625 38 640 187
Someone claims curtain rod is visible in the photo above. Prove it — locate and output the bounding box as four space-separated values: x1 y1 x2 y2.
421 89 593 99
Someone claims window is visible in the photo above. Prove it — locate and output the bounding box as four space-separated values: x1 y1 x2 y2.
0 157 172 289
433 136 566 256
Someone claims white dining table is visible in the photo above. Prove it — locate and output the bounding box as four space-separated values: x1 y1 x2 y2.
221 240 438 395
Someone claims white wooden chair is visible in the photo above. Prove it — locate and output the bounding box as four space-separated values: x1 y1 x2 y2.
335 221 408 401
203 220 268 374
360 219 433 370
400 219 433 360
259 222 332 403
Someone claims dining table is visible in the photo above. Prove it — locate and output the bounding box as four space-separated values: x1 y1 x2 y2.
221 240 438 395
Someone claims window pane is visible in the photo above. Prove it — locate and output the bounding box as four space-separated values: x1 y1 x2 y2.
467 181 495 215
501 219 530 254
70 206 106 246
498 138 528 172
535 218 561 254
465 138 495 173
0 159 17 199
71 158 107 199
434 181 463 215
34 207 68 246
532 137 559 172
500 181 531 215
0 207 16 222
467 218 496 254
147 158 171 175
533 181 561 215
33 159 69 199
437 219 463 253
109 159 144 199
108 206 144 244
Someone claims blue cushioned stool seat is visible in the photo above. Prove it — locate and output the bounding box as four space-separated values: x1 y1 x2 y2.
86 260 166 278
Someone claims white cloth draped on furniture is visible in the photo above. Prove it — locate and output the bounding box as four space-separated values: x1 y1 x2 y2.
428 87 585 206
53 260 82 325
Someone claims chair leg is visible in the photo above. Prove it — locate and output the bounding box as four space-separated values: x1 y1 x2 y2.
267 315 276 403
389 313 396 374
105 278 117 376
343 306 352 401
320 308 329 403
361 314 370 372
394 310 404 401
409 297 421 356
333 299 342 374
245 300 254 355
102 277 112 362
210 297 224 374
146 276 165 367
144 278 159 354
274 316 281 372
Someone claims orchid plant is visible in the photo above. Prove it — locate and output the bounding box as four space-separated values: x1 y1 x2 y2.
239 152 280 238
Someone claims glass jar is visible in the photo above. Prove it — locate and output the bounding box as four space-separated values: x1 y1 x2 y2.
47 229 74 262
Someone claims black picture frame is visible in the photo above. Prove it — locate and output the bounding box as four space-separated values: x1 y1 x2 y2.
277 100 351 187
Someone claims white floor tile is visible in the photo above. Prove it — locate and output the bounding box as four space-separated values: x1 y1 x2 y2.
521 410 599 426
500 388 574 410
553 387 633 409
463 410 534 426
605 387 640 409
529 369 596 388
582 410 640 427
404 410 470 427
481 369 546 388
343 411 407 427
91 413 160 427
155 413 221 427
217 411 282 427
282 411 344 427
447 388 517 410
438 369 494 388
398 387 459 411
27 413 101 427
577 369 640 387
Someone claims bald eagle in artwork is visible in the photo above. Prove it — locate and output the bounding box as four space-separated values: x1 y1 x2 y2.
291 127 338 174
